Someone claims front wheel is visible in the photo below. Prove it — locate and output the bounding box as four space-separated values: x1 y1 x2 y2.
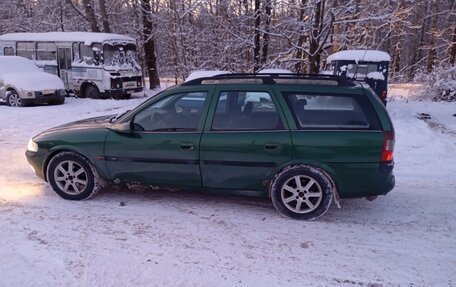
83 84 100 99
47 152 101 200
6 90 25 107
270 165 333 220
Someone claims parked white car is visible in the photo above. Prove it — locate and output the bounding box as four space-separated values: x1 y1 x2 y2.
0 56 65 107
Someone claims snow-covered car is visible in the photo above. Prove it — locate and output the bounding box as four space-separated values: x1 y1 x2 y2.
0 56 65 107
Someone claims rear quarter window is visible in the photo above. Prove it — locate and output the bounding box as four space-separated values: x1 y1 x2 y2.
283 92 381 130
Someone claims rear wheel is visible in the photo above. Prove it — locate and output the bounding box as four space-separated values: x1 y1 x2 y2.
270 165 333 220
6 90 25 107
47 152 101 200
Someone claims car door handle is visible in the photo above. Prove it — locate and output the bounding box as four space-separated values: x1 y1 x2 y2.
264 143 280 150
180 143 194 150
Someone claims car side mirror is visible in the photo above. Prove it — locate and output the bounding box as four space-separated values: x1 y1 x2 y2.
110 121 132 134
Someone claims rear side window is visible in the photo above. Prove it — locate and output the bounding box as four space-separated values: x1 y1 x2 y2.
212 91 283 131
284 93 381 130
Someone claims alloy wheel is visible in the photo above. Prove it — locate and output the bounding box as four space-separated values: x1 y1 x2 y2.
281 175 323 214
53 160 88 195
8 93 21 107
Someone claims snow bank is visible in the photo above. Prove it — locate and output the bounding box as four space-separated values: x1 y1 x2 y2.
327 50 391 63
185 70 231 82
413 64 456 102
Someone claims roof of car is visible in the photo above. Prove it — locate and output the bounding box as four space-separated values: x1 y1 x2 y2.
182 73 357 87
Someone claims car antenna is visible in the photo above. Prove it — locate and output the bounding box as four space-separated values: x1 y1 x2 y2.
352 49 368 81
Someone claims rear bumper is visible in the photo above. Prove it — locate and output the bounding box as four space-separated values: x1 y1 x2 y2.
328 161 395 198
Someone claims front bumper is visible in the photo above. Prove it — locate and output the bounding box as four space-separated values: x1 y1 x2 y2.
25 150 46 180
22 90 65 104
104 87 143 97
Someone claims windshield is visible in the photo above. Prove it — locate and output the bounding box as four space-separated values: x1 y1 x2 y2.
103 43 140 71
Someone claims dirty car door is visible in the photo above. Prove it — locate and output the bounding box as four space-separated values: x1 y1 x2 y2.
104 90 211 187
199 86 292 191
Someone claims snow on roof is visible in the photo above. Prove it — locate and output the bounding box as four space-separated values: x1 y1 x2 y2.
0 56 39 73
258 69 293 74
185 70 232 82
0 32 135 44
327 50 391 63
0 56 64 91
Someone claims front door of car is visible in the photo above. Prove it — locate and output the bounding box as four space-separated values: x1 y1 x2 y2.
199 86 293 191
104 90 211 187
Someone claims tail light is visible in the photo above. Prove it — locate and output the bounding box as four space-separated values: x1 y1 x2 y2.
381 131 395 162
380 90 387 101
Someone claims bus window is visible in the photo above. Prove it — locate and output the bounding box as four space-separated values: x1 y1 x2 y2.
72 42 80 62
17 42 35 59
92 43 102 65
4 47 14 56
79 43 98 65
36 42 57 61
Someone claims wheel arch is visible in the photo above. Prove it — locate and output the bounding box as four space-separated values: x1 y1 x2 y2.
44 147 104 200
43 147 98 182
6 87 17 93
267 160 341 207
80 81 100 97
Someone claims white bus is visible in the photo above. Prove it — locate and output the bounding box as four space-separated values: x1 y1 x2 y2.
0 32 143 99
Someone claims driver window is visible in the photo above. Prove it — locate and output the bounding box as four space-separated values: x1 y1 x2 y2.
133 92 208 132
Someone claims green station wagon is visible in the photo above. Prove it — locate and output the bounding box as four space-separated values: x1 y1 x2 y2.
26 73 395 220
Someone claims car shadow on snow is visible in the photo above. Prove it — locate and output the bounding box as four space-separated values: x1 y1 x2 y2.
74 185 394 224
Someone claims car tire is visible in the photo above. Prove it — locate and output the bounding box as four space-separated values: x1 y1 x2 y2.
83 84 100 99
47 151 101 200
6 90 26 107
269 165 333 220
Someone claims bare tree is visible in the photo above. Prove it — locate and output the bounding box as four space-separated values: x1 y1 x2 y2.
141 0 160 89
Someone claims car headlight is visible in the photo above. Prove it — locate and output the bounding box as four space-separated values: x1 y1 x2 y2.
27 139 38 152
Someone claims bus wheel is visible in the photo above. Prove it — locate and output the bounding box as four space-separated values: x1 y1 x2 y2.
84 84 100 99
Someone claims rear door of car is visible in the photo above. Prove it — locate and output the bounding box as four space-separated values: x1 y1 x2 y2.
104 86 213 188
199 85 292 192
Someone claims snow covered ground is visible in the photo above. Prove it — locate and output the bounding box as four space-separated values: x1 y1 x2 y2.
0 89 455 286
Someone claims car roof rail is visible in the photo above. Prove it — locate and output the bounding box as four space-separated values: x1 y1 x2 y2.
181 73 356 87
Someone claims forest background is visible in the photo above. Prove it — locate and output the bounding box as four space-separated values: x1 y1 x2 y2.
0 0 454 90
